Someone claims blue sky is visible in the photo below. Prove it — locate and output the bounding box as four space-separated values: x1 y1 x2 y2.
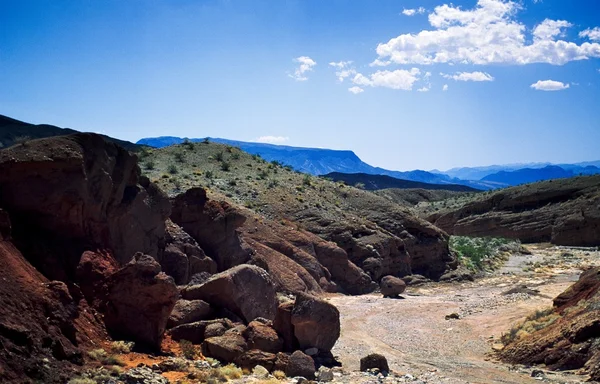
1 0 599 171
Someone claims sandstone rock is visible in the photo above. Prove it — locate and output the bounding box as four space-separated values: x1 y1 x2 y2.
171 188 250 270
243 320 284 353
291 293 340 351
104 253 178 350
318 366 334 382
167 299 212 329
274 301 298 352
274 352 290 372
380 275 406 297
203 333 248 363
253 364 270 378
431 176 600 247
360 353 389 373
0 134 171 273
169 319 233 344
204 322 227 339
181 264 278 323
285 350 316 379
235 349 277 371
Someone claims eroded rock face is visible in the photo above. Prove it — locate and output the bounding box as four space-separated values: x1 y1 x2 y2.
291 292 340 351
104 253 178 350
0 134 171 276
500 267 600 376
430 176 600 247
171 188 250 271
181 264 278 323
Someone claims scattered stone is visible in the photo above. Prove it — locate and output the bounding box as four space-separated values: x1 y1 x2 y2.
252 364 270 378
445 313 460 320
318 366 334 382
158 357 189 372
243 320 284 353
120 366 169 384
204 322 227 339
531 369 545 378
360 353 389 373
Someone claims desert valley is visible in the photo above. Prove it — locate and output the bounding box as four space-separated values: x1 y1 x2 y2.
0 114 598 384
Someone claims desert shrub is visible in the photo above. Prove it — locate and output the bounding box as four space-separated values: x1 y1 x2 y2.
450 236 514 271
501 307 558 345
103 355 125 366
220 161 231 172
252 154 262 162
354 182 366 189
174 152 185 163
180 339 196 360
232 152 240 160
258 170 269 180
143 160 155 170
268 180 279 189
216 364 242 380
205 170 214 179
302 174 312 186
215 151 224 162
168 164 178 174
87 348 108 361
183 139 194 150
110 340 134 354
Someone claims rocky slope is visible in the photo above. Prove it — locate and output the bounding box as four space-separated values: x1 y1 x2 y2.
426 175 600 246
499 267 600 380
141 141 457 284
0 133 346 382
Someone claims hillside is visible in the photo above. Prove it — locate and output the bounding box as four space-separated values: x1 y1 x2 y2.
139 141 456 282
137 136 496 190
0 114 141 152
323 172 479 192
424 175 600 246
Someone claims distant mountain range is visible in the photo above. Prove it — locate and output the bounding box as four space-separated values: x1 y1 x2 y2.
322 172 479 192
439 162 600 182
137 136 503 190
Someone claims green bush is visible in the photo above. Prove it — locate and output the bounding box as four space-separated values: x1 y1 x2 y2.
221 161 231 172
450 236 513 270
179 339 196 360
168 164 178 174
174 152 185 163
215 152 224 162
143 160 155 170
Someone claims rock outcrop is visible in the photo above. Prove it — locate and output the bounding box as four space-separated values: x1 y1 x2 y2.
0 134 171 277
181 264 278 323
167 299 213 329
103 253 178 350
499 267 600 379
429 176 600 246
171 188 250 271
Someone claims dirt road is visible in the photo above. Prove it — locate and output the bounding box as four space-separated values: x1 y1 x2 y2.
329 245 600 384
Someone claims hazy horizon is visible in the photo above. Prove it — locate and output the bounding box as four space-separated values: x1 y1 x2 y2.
2 0 599 170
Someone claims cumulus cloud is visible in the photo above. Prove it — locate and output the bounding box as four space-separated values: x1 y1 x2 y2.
580 27 600 42
352 68 421 90
254 136 290 144
289 56 316 81
348 86 364 94
402 7 426 16
329 61 357 82
530 80 570 91
441 71 495 81
373 0 600 66
443 84 449 91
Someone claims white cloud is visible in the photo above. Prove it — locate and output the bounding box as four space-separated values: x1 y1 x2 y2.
373 0 600 66
580 27 600 42
417 86 430 92
329 61 357 82
443 84 449 91
402 7 426 16
348 86 364 94
352 68 421 90
254 136 290 144
530 80 570 91
289 56 317 81
441 71 495 81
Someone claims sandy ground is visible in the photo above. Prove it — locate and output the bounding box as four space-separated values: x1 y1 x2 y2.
328 245 600 384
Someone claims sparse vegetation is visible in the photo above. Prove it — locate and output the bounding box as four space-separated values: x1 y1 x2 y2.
179 339 196 360
221 161 231 172
168 164 178 174
110 340 134 354
144 159 156 170
501 307 558 345
450 236 516 271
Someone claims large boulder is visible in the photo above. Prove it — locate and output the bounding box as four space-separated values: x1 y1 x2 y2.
103 253 178 350
169 319 233 344
285 351 316 379
380 275 406 298
181 264 278 323
75 250 120 306
360 353 389 373
234 350 278 371
291 292 340 351
243 320 283 354
202 333 248 363
0 134 171 275
167 299 213 329
171 188 250 270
